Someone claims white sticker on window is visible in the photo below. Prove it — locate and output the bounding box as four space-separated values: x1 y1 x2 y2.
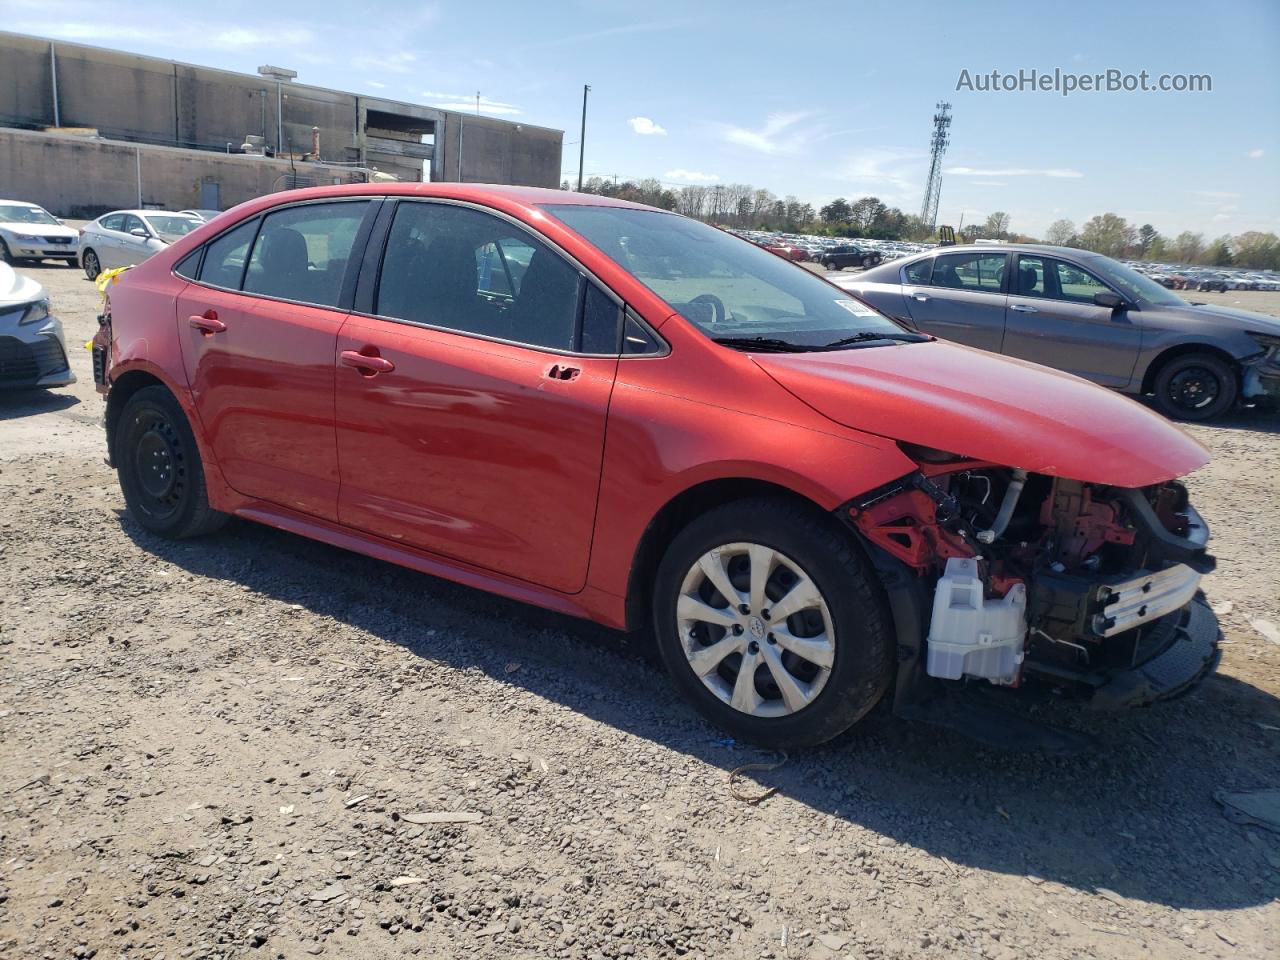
835 299 879 317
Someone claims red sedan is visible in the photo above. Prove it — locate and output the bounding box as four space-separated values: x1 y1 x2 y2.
94 184 1220 748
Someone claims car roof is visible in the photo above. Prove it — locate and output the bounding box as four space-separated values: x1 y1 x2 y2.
224 182 666 215
0 199 43 207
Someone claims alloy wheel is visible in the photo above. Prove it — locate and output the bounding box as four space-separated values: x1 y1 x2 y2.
676 542 835 718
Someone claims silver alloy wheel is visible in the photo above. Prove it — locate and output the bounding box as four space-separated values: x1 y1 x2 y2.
676 542 835 718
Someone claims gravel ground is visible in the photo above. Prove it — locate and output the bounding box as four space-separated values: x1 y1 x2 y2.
2 261 1278 960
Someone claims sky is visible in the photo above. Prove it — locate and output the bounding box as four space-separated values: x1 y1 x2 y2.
4 0 1278 239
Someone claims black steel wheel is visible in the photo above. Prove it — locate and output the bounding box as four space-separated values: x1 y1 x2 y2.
1152 352 1237 422
116 385 227 537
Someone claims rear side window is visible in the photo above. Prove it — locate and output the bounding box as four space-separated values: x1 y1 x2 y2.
929 253 1006 292
376 202 584 352
198 219 261 289
243 201 370 307
100 214 125 232
903 258 932 284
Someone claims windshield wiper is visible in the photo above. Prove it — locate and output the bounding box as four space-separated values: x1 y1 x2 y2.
711 336 816 352
822 331 932 348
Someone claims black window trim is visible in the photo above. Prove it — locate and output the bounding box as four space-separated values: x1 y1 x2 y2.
170 196 381 313
1010 252 1125 306
351 196 667 360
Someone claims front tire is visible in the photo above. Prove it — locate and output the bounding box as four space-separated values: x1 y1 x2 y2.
116 385 228 538
82 249 101 280
652 497 894 748
1152 352 1237 421
0 239 12 264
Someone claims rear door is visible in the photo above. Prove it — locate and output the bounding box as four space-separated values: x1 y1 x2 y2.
175 199 376 522
334 199 619 593
902 250 1009 352
94 214 126 268
1002 254 1141 387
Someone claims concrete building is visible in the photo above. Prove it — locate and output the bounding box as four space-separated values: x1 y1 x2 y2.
0 31 564 216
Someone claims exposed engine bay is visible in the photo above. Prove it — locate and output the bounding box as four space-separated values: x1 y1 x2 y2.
844 456 1221 707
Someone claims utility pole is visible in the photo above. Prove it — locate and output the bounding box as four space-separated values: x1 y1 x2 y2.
577 84 590 192
476 91 480 116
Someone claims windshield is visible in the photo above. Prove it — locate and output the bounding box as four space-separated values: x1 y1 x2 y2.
0 204 59 226
542 205 911 349
1081 253 1187 307
144 214 201 238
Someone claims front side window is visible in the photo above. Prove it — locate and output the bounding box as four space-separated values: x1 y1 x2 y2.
1052 260 1109 303
929 253 1007 292
243 201 370 308
376 202 583 352
542 205 907 350
121 215 145 235
198 219 260 289
1015 256 1046 296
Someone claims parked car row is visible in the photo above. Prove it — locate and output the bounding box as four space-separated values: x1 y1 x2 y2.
731 229 933 270
1129 261 1280 292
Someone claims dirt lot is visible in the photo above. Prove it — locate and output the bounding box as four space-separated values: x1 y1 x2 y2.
2 261 1279 960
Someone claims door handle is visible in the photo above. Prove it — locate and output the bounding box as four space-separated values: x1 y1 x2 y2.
1009 303 1038 313
340 349 395 375
188 311 226 334
546 363 581 382
912 293 930 302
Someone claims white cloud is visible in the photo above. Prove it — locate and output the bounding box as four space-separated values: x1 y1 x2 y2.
352 51 417 74
1195 190 1240 198
1247 148 1265 159
628 117 667 136
837 148 924 195
721 112 815 155
970 180 1007 187
11 19 314 50
946 166 1084 178
366 80 387 90
422 92 522 116
664 169 720 184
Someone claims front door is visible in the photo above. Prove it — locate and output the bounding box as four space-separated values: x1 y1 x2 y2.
175 199 374 522
1002 255 1142 387
334 200 618 594
902 251 1009 352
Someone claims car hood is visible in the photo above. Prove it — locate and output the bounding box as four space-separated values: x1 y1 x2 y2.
0 221 79 239
1150 301 1280 337
752 340 1208 488
0 262 45 306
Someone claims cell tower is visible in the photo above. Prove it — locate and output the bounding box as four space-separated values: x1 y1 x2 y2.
919 102 952 231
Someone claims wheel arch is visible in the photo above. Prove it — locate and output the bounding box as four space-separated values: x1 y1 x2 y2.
1139 341 1239 395
623 477 836 634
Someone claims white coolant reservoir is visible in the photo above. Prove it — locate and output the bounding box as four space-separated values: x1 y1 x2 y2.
926 557 1027 684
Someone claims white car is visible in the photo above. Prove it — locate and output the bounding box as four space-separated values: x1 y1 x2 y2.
0 261 75 390
78 210 203 280
0 199 80 265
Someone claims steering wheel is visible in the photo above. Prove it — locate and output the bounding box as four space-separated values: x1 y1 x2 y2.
689 293 728 325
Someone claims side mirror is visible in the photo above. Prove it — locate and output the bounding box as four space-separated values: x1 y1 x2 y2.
1093 291 1126 310
130 227 149 238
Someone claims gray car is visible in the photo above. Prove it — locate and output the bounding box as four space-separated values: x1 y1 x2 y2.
78 209 202 280
833 244 1280 421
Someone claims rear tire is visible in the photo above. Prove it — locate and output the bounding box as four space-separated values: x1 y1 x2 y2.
1152 352 1237 422
116 385 228 538
82 249 101 280
652 497 894 748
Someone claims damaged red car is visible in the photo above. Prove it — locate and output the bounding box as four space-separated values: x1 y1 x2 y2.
93 185 1220 748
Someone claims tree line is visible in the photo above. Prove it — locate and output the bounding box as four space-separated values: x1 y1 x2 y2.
562 177 1279 270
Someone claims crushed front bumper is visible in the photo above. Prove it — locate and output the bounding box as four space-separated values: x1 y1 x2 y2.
1089 594 1221 709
